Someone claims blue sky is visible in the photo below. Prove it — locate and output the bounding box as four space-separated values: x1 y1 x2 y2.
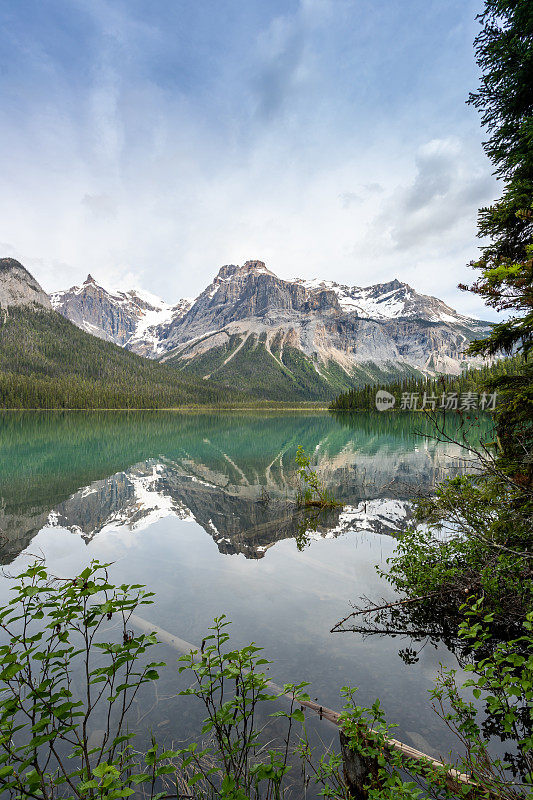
0 0 500 317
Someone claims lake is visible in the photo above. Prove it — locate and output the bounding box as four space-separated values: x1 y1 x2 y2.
0 410 487 765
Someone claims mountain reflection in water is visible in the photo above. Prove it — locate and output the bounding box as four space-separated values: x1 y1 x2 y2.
0 411 485 563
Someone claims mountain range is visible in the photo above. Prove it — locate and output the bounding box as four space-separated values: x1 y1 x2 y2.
0 256 491 402
0 258 245 409
51 259 491 399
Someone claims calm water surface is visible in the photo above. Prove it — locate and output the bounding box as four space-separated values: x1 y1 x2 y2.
0 411 487 760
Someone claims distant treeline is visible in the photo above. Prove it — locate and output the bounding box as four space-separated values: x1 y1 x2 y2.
329 355 525 411
0 307 247 409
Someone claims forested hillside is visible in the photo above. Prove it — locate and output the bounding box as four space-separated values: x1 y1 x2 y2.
168 332 371 400
329 355 524 410
0 307 246 408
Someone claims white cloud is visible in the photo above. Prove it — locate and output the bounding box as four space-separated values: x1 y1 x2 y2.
0 0 501 320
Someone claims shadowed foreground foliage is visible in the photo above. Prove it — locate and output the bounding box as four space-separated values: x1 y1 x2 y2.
0 562 530 800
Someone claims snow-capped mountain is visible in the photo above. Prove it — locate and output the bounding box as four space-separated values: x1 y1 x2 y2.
51 261 491 399
292 277 473 323
50 275 192 357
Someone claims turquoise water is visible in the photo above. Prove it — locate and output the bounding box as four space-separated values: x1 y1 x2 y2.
0 411 488 760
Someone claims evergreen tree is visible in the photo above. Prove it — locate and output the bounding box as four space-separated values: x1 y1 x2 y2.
462 0 533 356
0 308 247 409
461 0 533 484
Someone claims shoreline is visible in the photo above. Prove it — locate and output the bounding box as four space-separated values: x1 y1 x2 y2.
0 405 331 413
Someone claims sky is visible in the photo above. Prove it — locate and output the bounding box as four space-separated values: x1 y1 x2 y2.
0 0 501 318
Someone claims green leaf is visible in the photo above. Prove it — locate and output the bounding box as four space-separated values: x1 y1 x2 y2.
78 779 99 790
0 663 21 680
129 773 151 784
155 765 177 775
93 763 117 778
0 766 14 778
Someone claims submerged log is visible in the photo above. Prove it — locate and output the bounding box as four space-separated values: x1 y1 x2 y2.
130 613 196 655
130 613 493 799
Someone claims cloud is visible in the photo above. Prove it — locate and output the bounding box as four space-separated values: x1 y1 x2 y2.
375 138 495 252
402 138 458 213
0 0 502 321
82 193 117 220
253 14 306 120
339 191 361 208
363 182 383 194
251 0 338 123
340 136 499 316
339 184 383 208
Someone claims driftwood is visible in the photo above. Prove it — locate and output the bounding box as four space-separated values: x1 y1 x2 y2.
292 698 484 798
130 613 196 654
130 614 498 799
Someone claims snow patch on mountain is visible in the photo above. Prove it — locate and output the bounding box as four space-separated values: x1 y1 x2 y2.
50 261 491 390
293 277 469 323
51 275 193 356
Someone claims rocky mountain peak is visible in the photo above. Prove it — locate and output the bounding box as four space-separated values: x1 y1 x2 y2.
212 260 275 284
242 259 273 275
379 278 406 292
51 275 192 356
0 258 24 274
49 258 492 398
363 279 412 299
212 264 239 282
0 258 52 310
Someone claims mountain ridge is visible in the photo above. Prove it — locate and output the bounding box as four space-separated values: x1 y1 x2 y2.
49 259 492 400
5 256 493 401
51 260 486 349
157 261 492 397
0 258 52 310
0 258 247 408
51 274 193 357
